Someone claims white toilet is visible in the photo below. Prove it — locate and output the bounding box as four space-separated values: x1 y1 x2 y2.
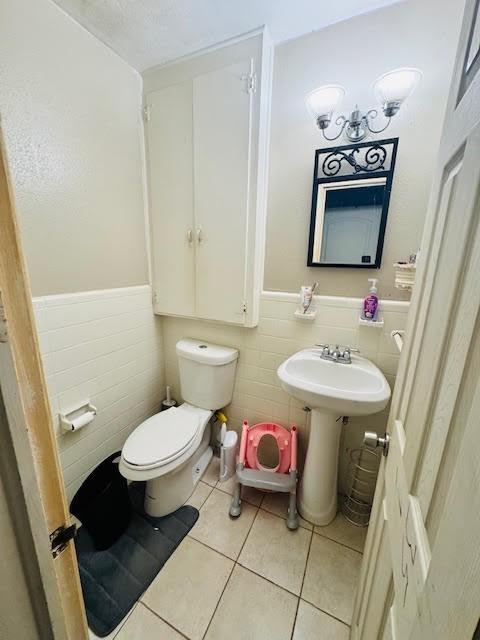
119 338 238 517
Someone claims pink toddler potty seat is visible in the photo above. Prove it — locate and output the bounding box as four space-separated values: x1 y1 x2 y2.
244 422 292 474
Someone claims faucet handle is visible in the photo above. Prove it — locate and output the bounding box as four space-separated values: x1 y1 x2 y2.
315 343 329 348
343 346 359 353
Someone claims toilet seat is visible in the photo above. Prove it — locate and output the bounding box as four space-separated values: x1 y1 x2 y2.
122 407 199 470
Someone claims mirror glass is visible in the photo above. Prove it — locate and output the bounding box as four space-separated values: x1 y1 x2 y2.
308 139 398 268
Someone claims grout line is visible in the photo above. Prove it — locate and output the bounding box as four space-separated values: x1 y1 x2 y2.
299 595 352 629
311 529 364 556
290 527 314 639
189 512 309 602
201 502 261 640
214 483 264 509
258 503 313 532
40 305 154 341
52 330 158 374
200 561 236 640
140 602 191 640
53 345 163 396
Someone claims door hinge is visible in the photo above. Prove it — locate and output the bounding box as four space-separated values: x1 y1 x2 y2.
242 300 247 314
0 291 8 343
50 523 77 559
142 104 151 123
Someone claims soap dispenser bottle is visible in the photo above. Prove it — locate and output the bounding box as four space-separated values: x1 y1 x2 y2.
362 279 379 321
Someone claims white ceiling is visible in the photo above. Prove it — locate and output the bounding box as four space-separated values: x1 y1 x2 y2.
53 0 401 72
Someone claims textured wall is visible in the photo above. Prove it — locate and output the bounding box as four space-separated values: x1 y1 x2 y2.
264 0 463 298
162 292 408 493
33 286 164 501
0 0 148 296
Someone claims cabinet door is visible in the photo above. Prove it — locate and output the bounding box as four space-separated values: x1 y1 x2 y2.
193 59 253 324
147 82 196 316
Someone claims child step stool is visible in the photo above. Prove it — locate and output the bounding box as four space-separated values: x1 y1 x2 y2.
229 420 299 530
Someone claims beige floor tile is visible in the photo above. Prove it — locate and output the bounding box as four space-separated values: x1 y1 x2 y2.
238 509 311 594
302 534 362 624
189 488 257 559
216 474 264 506
261 491 313 530
142 537 233 640
205 565 298 640
202 456 220 487
186 481 213 509
115 603 184 639
315 512 367 553
292 600 349 640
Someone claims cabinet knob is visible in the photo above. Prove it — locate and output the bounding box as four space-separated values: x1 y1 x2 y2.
186 228 193 244
196 227 203 244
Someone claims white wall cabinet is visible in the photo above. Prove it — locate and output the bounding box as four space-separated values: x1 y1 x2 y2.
143 30 273 327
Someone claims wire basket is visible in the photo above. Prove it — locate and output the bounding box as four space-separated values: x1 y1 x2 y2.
341 446 380 527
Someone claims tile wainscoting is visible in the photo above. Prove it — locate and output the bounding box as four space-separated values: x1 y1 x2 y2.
162 291 409 493
33 285 164 501
33 287 408 502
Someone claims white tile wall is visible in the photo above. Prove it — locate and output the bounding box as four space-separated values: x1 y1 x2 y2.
33 286 408 502
162 291 409 492
33 285 164 501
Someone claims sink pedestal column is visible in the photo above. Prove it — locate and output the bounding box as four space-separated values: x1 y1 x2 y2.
298 409 341 526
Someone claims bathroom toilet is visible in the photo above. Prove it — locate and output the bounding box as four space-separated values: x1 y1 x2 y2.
119 338 238 517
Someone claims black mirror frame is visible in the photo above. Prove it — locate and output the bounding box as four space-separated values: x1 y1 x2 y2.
307 137 399 269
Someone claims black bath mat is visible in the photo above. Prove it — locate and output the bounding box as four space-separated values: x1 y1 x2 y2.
75 485 198 637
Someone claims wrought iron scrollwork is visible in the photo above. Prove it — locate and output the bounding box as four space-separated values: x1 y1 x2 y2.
321 143 387 176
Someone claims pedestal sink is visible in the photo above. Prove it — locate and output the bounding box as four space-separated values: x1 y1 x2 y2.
277 348 390 525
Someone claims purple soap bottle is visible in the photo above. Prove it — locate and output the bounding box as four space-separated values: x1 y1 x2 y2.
362 279 379 321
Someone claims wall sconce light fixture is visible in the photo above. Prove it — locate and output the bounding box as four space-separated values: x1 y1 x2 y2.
306 68 422 142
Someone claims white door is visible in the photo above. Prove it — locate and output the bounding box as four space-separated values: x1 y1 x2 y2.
193 59 253 324
353 2 480 638
147 81 196 316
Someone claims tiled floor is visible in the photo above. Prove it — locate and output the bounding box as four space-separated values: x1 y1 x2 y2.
90 458 366 639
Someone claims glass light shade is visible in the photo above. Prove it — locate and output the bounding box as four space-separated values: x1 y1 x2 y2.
374 67 423 106
305 85 345 119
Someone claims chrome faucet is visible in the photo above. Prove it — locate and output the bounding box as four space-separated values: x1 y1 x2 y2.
315 344 359 364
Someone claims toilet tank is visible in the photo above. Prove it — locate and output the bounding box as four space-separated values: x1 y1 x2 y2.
176 338 238 410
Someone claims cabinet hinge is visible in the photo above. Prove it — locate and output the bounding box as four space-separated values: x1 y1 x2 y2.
0 291 8 343
248 73 257 95
242 300 247 314
243 72 257 95
50 523 77 559
142 104 152 123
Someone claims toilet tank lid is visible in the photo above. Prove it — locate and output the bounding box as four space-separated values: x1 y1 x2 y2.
176 338 238 365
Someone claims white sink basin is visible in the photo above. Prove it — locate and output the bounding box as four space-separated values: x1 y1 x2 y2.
277 348 390 416
277 348 391 526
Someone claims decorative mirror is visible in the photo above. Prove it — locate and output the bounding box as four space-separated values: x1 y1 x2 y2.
307 138 398 268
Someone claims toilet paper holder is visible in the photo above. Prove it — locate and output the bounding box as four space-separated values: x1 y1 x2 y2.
59 402 97 432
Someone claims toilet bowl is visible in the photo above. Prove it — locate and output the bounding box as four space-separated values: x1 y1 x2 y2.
119 338 238 517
